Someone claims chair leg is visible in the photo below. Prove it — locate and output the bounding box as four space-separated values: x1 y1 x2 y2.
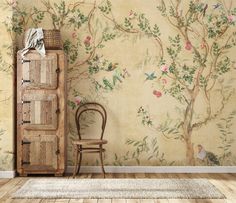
77 150 82 175
99 145 105 178
73 146 79 178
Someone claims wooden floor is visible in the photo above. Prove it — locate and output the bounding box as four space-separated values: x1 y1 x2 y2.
0 173 236 203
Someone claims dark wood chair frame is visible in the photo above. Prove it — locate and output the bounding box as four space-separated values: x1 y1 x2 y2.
73 102 107 178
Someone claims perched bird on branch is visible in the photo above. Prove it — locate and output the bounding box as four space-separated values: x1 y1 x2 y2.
212 3 221 9
197 144 220 166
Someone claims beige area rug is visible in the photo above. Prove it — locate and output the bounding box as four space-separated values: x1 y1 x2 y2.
12 178 225 199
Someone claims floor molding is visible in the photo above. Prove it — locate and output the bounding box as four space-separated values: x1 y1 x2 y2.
66 166 236 174
0 170 15 178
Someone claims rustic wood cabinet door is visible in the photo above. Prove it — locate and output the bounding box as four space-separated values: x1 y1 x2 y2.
17 50 66 176
21 53 58 89
22 93 58 130
22 134 58 171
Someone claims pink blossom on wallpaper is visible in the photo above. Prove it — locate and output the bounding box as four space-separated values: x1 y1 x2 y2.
86 36 91 40
153 90 162 98
185 41 192 51
75 96 82 105
160 65 169 72
128 10 136 19
228 15 236 23
84 36 91 46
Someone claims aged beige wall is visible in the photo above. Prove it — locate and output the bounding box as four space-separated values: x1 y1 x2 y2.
0 0 236 170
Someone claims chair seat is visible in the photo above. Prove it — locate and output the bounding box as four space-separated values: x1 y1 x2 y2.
73 139 108 145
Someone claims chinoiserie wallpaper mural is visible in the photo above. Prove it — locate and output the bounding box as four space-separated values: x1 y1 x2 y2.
1 0 236 170
0 2 14 170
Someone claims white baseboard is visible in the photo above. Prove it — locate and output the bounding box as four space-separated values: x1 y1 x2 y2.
66 166 236 174
1 167 235 178
0 170 15 178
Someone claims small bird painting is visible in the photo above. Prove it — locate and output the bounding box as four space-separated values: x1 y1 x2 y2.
105 63 118 71
212 3 221 9
145 72 157 81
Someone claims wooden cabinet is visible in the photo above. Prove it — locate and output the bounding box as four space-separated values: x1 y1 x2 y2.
16 50 67 176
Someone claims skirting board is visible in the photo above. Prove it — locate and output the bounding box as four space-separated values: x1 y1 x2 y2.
0 171 15 178
66 166 236 174
1 167 236 178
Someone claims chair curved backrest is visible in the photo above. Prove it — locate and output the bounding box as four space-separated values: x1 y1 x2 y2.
75 102 107 140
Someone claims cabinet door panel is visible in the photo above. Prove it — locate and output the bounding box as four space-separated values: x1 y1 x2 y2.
22 134 58 171
22 94 58 130
22 53 58 89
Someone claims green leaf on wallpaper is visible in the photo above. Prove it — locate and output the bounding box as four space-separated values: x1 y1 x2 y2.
217 57 231 75
32 7 45 25
212 42 220 56
217 110 236 164
199 75 207 87
103 78 113 90
153 24 161 37
138 14 152 34
124 18 133 30
67 100 76 110
63 39 79 64
89 65 99 74
112 75 122 85
98 0 111 14
103 32 116 41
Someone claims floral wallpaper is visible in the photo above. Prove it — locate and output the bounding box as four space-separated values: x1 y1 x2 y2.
0 2 14 170
0 0 236 170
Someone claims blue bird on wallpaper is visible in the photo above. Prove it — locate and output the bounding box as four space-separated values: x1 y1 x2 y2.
145 72 157 81
212 3 221 9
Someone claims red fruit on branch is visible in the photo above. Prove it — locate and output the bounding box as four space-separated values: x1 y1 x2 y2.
185 41 192 51
153 90 162 98
84 36 91 46
86 36 91 41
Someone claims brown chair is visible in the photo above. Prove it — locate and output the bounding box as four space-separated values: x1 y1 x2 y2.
73 102 107 178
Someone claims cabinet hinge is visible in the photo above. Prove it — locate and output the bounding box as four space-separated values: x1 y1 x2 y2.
21 100 31 104
21 161 30 165
55 68 60 73
21 140 31 145
21 59 31 64
21 79 31 84
55 149 60 155
55 109 60 114
21 120 31 124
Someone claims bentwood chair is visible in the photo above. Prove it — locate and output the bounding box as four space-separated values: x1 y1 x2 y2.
72 102 108 178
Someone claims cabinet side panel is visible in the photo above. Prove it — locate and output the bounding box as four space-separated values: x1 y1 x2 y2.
56 51 67 174
16 51 23 175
